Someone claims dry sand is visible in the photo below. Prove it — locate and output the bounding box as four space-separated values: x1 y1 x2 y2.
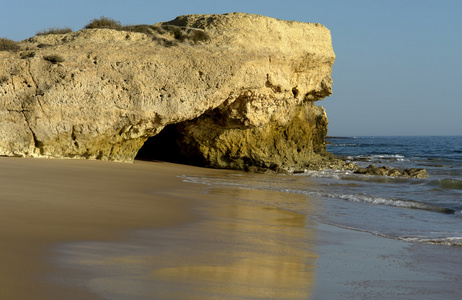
1 157 459 299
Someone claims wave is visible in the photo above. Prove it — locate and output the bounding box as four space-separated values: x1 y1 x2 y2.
347 154 408 162
327 143 358 147
299 169 352 180
283 189 456 214
437 178 462 190
399 236 462 247
181 174 462 248
316 221 462 247
181 175 456 215
300 170 415 184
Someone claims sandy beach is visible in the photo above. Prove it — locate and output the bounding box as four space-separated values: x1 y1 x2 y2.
1 157 460 299
0 157 208 299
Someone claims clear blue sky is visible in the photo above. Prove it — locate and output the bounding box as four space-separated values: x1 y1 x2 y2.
1 0 461 136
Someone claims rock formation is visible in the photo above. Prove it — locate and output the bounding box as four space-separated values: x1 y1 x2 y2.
354 164 428 178
0 13 341 171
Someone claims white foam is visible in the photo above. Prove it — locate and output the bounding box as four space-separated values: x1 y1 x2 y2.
276 187 454 214
297 169 352 180
374 154 405 159
181 174 450 213
399 236 462 247
327 143 357 147
348 154 409 162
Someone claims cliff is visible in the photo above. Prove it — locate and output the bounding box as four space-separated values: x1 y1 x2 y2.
0 13 343 171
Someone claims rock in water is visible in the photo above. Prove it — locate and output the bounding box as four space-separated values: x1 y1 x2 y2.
0 13 338 171
354 165 429 178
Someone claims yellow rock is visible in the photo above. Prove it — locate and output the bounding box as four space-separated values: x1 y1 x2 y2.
0 13 336 168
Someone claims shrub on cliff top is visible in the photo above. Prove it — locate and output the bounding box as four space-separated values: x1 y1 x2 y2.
43 54 65 64
0 74 9 84
155 25 210 44
122 24 159 35
0 37 20 52
36 27 73 36
188 29 210 43
116 24 210 45
84 16 122 29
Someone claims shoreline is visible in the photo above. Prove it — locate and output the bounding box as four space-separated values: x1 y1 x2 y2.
1 157 460 299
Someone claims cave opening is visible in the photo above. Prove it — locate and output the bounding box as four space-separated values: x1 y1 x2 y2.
135 124 186 163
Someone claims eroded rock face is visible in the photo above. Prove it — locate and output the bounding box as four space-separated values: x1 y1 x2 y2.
0 13 337 170
174 101 329 171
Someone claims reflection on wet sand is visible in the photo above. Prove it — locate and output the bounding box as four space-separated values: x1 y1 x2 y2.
57 187 318 299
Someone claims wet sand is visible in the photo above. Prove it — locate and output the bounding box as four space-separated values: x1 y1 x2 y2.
0 157 217 299
54 187 319 299
1 157 460 299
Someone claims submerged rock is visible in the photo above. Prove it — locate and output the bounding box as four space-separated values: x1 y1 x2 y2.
354 164 428 178
0 13 337 171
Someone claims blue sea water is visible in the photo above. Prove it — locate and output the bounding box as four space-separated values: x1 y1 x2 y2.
182 136 462 247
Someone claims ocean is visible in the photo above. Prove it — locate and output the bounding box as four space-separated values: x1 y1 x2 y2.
182 136 462 247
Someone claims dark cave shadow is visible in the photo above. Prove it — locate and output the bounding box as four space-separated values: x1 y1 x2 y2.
135 124 184 163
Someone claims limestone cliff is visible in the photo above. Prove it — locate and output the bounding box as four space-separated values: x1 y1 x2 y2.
0 13 340 171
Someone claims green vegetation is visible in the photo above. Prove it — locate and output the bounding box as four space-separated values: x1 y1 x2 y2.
20 51 35 59
184 28 210 43
123 24 210 44
36 27 73 36
84 16 122 29
0 17 210 54
83 17 209 45
122 24 161 35
0 37 20 52
43 54 65 64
